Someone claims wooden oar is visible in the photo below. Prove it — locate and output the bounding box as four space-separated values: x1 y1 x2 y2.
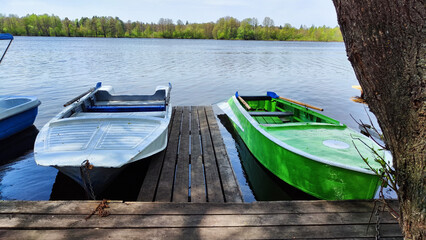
238 96 252 111
63 82 102 107
267 91 324 111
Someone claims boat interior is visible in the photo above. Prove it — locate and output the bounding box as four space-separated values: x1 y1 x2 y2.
238 96 339 126
61 88 169 119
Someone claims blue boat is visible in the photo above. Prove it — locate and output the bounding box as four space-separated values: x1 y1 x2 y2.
0 33 41 139
0 96 41 140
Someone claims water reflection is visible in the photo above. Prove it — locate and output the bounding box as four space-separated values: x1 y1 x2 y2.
0 126 58 200
217 114 316 201
0 125 38 164
0 153 57 200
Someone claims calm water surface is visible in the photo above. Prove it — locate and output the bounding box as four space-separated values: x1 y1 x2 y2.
0 37 382 201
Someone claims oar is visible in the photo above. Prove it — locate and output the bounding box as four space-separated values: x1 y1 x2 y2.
235 92 252 110
267 91 324 111
64 82 102 107
0 33 14 64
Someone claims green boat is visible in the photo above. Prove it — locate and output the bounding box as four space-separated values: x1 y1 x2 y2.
219 91 384 200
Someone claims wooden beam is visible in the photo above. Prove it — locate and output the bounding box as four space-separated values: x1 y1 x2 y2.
155 107 183 202
198 106 224 203
190 106 206 202
173 107 190 202
205 106 243 202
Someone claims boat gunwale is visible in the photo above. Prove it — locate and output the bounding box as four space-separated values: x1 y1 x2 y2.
230 95 377 176
0 96 41 120
49 113 170 126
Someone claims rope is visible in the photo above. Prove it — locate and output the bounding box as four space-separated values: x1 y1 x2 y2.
80 160 96 200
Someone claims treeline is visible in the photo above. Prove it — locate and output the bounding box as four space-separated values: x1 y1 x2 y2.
0 14 343 42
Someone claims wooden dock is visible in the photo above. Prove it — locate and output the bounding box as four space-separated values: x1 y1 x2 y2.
0 200 401 239
137 106 243 203
0 106 402 239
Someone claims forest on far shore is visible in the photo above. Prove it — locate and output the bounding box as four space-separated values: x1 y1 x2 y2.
0 14 343 42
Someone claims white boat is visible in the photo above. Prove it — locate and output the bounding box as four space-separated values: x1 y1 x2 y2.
34 82 172 197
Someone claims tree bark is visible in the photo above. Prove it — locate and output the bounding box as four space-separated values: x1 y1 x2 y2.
332 0 425 238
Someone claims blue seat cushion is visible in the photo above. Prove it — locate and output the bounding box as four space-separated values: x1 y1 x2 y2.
86 105 166 112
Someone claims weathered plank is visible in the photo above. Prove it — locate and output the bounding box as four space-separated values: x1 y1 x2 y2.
0 200 400 215
205 106 243 202
155 107 183 202
198 106 224 202
173 106 190 202
190 106 206 202
0 225 402 239
0 212 398 228
137 108 176 202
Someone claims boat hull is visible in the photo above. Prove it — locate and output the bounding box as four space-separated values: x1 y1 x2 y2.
56 165 127 196
224 96 381 200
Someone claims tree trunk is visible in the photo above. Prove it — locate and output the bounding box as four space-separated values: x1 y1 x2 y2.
332 0 425 238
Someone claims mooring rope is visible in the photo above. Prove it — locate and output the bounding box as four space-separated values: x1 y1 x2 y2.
80 160 96 200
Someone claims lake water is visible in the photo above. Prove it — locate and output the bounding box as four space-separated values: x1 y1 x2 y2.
0 37 384 201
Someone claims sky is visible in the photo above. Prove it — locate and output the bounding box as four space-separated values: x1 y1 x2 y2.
0 0 339 27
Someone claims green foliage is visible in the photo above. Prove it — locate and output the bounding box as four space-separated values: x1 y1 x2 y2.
0 14 343 42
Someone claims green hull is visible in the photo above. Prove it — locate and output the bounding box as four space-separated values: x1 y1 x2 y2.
222 95 382 200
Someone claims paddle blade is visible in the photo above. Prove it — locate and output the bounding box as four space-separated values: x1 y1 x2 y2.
235 91 239 98
267 91 279 98
352 85 362 91
95 82 102 89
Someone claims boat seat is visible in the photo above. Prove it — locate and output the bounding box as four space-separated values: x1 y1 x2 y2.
86 105 165 112
71 111 166 118
249 111 294 117
94 100 165 106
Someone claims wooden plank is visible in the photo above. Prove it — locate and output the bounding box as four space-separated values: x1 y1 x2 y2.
205 106 243 202
198 106 224 202
137 108 176 201
155 107 183 202
0 225 403 240
0 200 400 215
0 212 399 229
173 106 190 202
190 106 206 202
